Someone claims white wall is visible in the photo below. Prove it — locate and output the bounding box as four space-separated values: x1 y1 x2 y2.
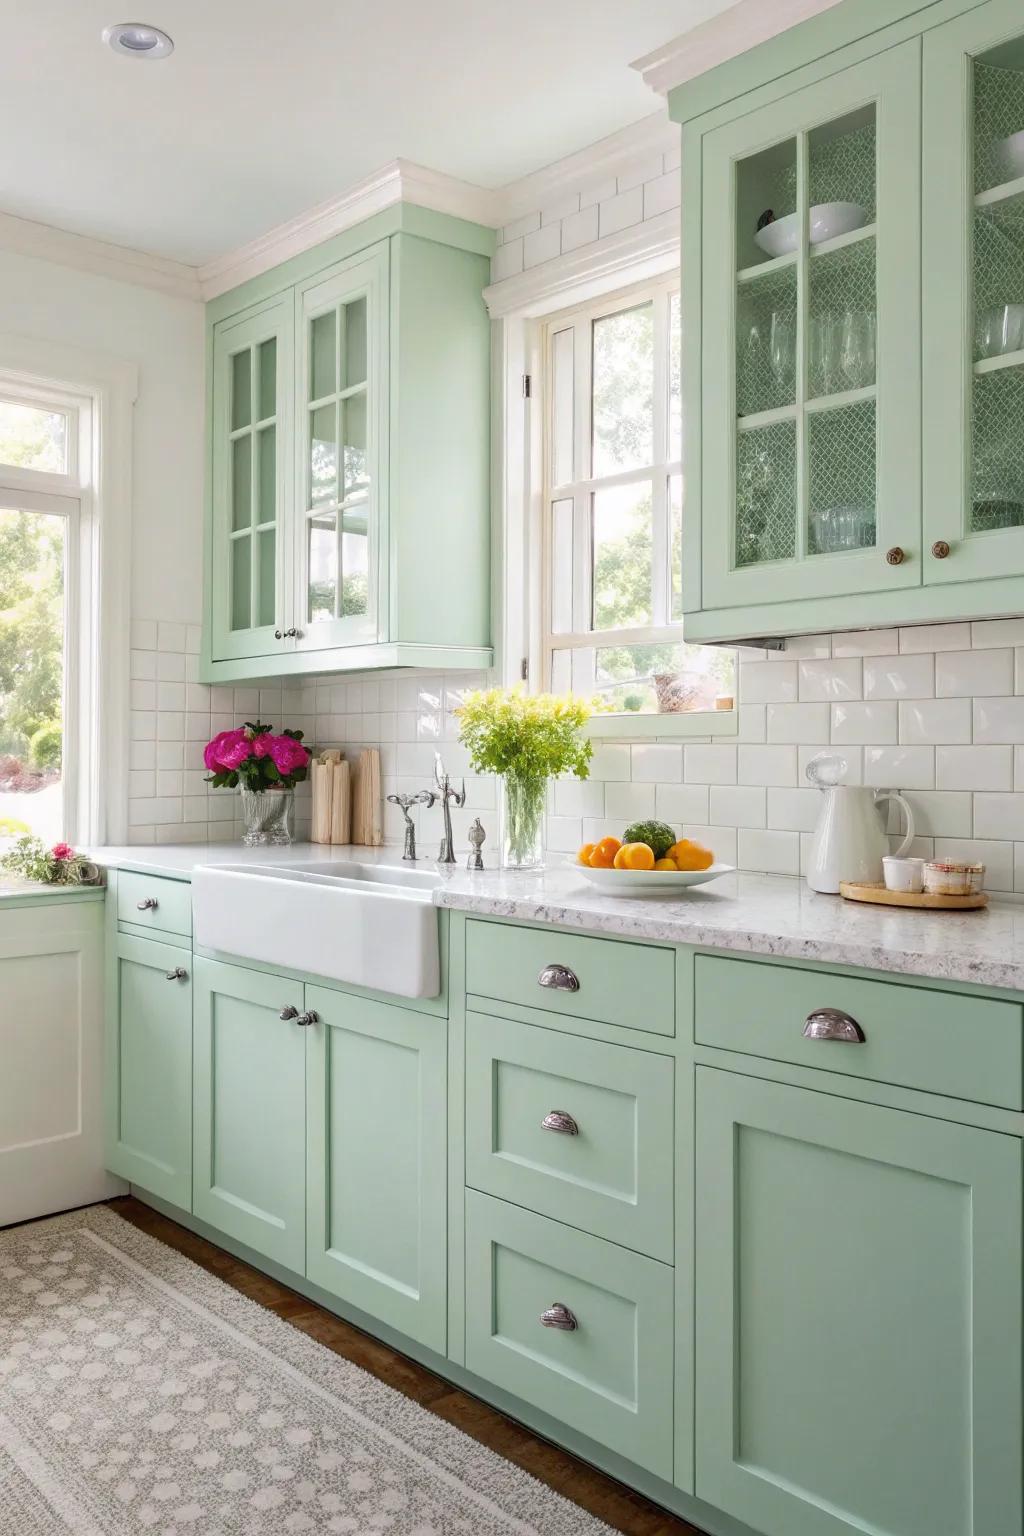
0 248 205 628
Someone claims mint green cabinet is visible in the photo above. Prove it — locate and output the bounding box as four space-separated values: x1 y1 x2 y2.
924 0 1024 585
210 297 293 662
192 957 307 1270
695 1066 1022 1536
305 984 447 1351
105 933 192 1208
700 42 921 614
203 206 493 681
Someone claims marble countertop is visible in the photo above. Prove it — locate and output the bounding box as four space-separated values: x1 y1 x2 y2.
90 843 1024 993
0 877 103 902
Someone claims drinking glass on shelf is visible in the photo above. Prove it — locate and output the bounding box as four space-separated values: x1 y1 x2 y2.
975 304 1024 360
769 312 795 396
840 311 876 390
809 313 840 397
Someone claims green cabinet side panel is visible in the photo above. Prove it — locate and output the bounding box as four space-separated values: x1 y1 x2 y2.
695 1065 1023 1536
192 957 307 1271
305 984 448 1352
105 932 192 1209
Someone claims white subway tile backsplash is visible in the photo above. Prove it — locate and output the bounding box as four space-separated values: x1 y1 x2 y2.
709 785 766 828
974 793 1024 841
491 240 524 282
898 698 971 745
560 204 600 253
739 745 798 787
863 653 934 699
684 745 737 784
798 658 861 701
936 647 1014 698
934 838 1014 891
863 746 935 790
832 701 898 745
655 783 710 824
737 828 800 876
740 661 797 704
767 786 822 833
936 745 1014 791
130 619 157 651
157 621 186 653
643 171 680 219
130 649 156 680
973 696 1024 744
832 629 899 657
630 744 682 782
897 623 971 653
605 781 656 820
156 651 186 682
894 790 973 839
971 618 1024 649
599 186 643 238
767 703 830 743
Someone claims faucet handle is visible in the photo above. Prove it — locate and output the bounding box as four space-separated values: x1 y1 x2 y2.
387 793 418 823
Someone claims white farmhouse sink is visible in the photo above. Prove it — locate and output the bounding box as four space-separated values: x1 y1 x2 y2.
192 860 442 999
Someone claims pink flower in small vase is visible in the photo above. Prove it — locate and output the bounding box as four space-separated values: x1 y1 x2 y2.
204 728 251 773
267 735 310 777
52 842 74 862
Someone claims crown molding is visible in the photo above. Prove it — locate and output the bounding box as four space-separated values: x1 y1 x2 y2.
0 208 200 302
483 208 678 319
631 0 843 96
495 111 677 224
198 159 502 300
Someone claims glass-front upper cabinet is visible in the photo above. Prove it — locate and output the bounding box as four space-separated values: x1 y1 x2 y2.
700 42 921 612
210 298 293 661
294 243 388 654
925 0 1024 585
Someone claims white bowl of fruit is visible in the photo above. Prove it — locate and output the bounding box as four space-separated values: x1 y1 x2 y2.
575 822 734 894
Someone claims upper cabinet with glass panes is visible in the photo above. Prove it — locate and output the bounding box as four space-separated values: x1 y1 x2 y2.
203 206 493 681
670 0 1024 644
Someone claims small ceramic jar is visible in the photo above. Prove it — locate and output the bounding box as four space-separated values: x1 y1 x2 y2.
923 860 985 896
882 855 925 893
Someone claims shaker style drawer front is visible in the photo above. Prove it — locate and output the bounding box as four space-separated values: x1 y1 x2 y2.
117 871 193 939
464 1191 674 1479
694 954 1023 1109
465 920 675 1037
465 1012 674 1261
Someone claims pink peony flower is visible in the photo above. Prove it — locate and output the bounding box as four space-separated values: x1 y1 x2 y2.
204 728 252 773
52 842 74 861
267 735 310 777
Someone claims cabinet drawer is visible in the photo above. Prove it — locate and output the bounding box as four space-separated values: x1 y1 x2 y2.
465 919 674 1036
695 954 1023 1110
117 872 192 939
465 1012 674 1261
465 1191 674 1479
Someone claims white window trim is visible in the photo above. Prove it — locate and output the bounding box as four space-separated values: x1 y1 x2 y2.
488 235 736 740
0 335 138 844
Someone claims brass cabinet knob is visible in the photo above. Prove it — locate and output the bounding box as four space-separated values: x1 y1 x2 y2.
931 540 951 559
885 546 905 566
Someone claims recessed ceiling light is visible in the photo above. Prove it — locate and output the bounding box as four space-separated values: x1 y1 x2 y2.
102 22 174 59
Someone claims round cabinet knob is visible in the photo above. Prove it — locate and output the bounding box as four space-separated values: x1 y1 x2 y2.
540 1302 578 1331
279 1005 299 1021
295 1010 319 1027
137 897 158 911
283 627 298 638
164 967 188 982
931 540 951 559
885 546 905 566
274 629 284 639
541 1110 579 1136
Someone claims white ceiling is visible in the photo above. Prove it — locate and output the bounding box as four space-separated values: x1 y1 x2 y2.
0 0 737 267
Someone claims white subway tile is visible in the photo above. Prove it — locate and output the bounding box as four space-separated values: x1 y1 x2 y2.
579 177 618 209
934 837 1013 891
656 783 710 823
617 154 665 193
185 624 202 655
973 696 1024 744
605 781 656 819
157 822 207 845
709 786 766 828
560 204 600 253
158 681 186 712
898 698 971 745
130 649 156 680
766 703 830 743
643 171 680 219
130 711 156 741
156 651 185 682
974 793 1024 840
895 791 973 839
738 661 797 704
129 619 157 651
832 701 898 745
972 618 1024 648
737 704 766 742
128 769 154 799
936 745 1013 791
801 745 862 784
157 712 184 741
156 770 183 798
766 786 821 832
631 744 683 782
157 741 184 770
186 683 211 711
548 816 583 852
832 628 899 657
130 679 155 711
599 186 643 238
687 825 736 864
798 658 862 701
663 143 681 174
863 746 935 790
524 222 561 268
539 192 580 225
737 828 800 876
590 744 631 781
233 687 260 713
863 653 934 699
936 647 1013 698
684 745 737 784
738 745 798 786
128 825 155 844
554 779 605 818
501 211 540 243
157 621 186 653
491 240 524 282
898 623 971 653
779 634 831 660
130 740 155 771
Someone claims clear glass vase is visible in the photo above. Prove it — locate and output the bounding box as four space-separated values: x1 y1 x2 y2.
240 787 294 847
500 775 547 871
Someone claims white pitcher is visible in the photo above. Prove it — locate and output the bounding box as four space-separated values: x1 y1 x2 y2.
805 753 915 894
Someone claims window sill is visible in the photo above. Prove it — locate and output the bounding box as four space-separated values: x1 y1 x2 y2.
587 709 738 740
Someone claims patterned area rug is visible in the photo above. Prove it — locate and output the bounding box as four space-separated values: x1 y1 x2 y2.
0 1206 615 1536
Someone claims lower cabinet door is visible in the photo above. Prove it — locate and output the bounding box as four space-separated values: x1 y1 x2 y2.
695 1067 1023 1536
106 932 192 1208
465 1190 674 1479
192 958 306 1271
305 986 447 1352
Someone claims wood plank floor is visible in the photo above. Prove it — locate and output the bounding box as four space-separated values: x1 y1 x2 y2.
108 1195 706 1536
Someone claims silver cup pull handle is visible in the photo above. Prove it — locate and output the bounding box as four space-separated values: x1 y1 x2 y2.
538 963 580 993
803 1007 866 1043
541 1110 579 1136
540 1302 578 1331
137 897 158 911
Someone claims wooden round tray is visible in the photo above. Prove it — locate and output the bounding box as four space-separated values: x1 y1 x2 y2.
839 881 988 910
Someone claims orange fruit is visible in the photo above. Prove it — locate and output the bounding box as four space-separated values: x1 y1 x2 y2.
673 841 714 871
613 841 656 871
577 843 596 866
589 836 622 868
654 857 678 871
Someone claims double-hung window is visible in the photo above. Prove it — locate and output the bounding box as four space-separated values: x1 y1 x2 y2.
540 277 734 726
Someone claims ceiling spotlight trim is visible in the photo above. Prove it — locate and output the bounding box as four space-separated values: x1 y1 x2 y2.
102 22 174 59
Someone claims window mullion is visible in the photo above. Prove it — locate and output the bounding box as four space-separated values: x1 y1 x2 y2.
574 316 592 634
651 293 670 627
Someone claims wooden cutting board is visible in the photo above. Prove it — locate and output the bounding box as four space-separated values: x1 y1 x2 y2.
839 881 988 910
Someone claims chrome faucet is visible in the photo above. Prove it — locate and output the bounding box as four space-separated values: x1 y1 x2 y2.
386 790 435 861
433 752 466 865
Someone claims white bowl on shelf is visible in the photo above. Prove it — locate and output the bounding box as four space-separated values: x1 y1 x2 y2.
754 201 867 258
996 130 1024 183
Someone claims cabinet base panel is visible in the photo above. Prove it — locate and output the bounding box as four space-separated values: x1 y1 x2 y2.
122 1187 758 1536
200 643 493 684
